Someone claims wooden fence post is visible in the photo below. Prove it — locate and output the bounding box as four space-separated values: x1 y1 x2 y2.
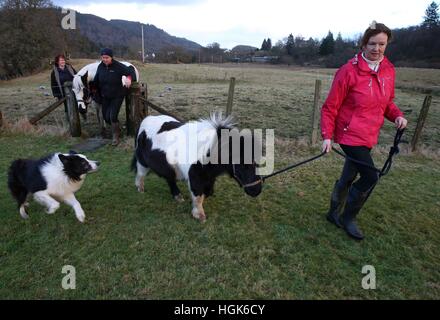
64 82 81 137
126 82 145 136
311 79 322 145
226 77 236 116
29 98 66 125
141 83 148 116
125 85 133 136
411 95 432 152
0 110 3 128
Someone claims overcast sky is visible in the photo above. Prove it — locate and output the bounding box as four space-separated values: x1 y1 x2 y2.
55 0 433 49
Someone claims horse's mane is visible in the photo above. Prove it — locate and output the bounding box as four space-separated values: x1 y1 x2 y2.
195 112 260 165
206 112 236 130
203 112 262 165
72 74 84 90
76 62 100 77
73 62 100 90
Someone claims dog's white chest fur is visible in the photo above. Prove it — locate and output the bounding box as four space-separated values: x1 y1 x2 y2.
41 158 86 198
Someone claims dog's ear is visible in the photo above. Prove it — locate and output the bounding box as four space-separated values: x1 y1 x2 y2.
58 154 69 165
69 150 78 155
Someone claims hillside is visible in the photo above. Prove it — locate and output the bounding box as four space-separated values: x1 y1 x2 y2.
0 5 203 78
76 13 202 56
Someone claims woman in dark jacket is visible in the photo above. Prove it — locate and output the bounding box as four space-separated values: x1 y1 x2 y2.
51 54 76 118
320 22 408 240
93 48 135 146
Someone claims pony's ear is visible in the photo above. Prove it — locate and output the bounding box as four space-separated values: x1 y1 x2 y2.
81 71 88 86
68 150 78 155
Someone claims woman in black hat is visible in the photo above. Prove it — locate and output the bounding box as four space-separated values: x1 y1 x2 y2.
93 48 136 145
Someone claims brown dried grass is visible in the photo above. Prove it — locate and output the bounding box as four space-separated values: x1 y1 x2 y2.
0 115 68 137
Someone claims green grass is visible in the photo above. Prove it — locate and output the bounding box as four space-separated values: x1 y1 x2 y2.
0 62 439 299
0 133 439 299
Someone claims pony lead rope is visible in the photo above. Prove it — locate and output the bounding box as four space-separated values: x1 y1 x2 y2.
262 128 405 182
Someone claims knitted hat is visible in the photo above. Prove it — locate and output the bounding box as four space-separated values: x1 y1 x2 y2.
100 48 113 57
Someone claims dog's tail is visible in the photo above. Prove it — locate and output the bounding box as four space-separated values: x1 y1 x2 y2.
7 160 30 219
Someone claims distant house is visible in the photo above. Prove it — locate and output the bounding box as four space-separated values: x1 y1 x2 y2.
251 56 278 63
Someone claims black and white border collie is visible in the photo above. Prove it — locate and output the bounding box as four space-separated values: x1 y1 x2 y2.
132 113 263 222
7 152 100 223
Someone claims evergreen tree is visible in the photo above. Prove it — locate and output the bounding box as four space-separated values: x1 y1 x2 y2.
261 39 267 50
286 34 295 56
335 32 344 51
319 31 335 56
422 2 440 28
267 38 272 50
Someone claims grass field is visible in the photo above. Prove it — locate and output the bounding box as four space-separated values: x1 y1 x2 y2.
0 62 439 299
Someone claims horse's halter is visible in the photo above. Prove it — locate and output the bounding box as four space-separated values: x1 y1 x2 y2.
75 91 89 114
232 163 263 189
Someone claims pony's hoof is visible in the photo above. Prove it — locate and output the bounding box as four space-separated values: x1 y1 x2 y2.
76 214 85 223
192 209 206 222
20 206 29 219
174 194 185 203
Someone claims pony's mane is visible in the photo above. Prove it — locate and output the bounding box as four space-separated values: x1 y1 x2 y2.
76 62 99 77
196 112 260 166
72 74 84 90
73 62 100 90
205 112 236 130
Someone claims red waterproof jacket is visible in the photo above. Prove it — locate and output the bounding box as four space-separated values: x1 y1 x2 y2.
321 53 404 148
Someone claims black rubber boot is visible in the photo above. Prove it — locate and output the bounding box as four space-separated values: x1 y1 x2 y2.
111 123 121 146
326 180 349 228
339 185 369 240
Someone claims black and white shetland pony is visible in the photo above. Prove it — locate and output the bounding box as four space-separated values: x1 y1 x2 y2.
132 113 263 222
72 61 140 125
7 152 100 223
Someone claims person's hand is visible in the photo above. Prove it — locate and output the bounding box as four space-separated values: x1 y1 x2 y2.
395 117 408 130
122 76 132 88
322 139 332 153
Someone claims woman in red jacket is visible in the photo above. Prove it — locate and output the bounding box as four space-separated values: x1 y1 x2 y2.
321 22 408 240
